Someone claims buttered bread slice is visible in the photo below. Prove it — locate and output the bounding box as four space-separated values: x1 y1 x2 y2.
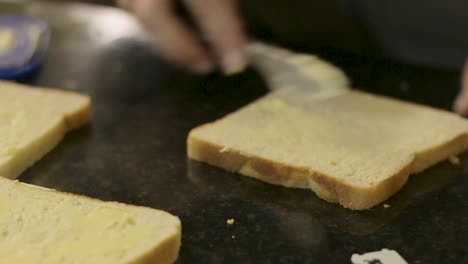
188 90 468 210
0 178 181 264
0 81 90 179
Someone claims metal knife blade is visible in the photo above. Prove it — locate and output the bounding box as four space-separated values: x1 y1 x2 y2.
247 42 351 105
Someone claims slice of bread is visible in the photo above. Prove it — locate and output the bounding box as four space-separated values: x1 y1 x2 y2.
0 81 91 179
0 177 181 264
188 90 468 210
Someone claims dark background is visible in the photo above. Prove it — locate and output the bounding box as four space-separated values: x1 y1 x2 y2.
46 0 468 70
2 1 468 263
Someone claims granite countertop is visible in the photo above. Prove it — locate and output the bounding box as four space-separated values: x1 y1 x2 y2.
2 1 467 263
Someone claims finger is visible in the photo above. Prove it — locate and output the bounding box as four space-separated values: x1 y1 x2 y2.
183 0 248 75
129 0 214 73
454 59 468 115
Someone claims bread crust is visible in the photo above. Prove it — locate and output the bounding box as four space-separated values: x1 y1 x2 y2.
188 127 468 210
39 87 91 131
64 96 92 130
128 232 181 264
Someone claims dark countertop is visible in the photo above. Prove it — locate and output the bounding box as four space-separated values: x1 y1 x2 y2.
2 2 468 263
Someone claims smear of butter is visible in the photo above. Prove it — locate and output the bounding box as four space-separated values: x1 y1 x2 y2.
0 189 154 264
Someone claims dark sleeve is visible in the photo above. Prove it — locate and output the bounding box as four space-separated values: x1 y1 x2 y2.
241 0 468 69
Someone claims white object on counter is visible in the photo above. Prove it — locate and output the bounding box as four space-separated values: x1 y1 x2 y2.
351 249 408 264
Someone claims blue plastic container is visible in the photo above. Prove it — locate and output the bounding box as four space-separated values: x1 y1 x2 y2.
0 15 50 79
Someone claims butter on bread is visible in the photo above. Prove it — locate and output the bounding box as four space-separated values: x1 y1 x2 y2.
188 90 468 210
0 81 91 179
0 177 181 264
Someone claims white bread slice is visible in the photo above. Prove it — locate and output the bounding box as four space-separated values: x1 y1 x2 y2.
188 90 468 210
0 177 181 264
0 81 91 179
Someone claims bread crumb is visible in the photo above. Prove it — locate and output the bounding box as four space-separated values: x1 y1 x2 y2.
383 204 390 208
449 156 460 165
226 218 235 225
219 146 230 153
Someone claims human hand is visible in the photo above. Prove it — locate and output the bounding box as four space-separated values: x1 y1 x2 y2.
454 59 468 115
118 0 248 75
